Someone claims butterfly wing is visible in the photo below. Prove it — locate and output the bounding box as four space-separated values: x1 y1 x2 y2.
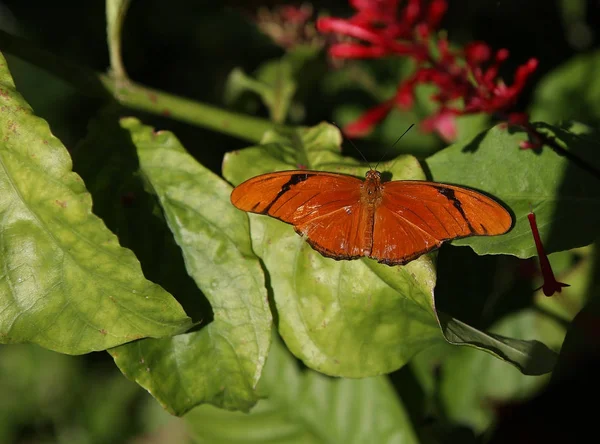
370 181 512 265
230 171 371 260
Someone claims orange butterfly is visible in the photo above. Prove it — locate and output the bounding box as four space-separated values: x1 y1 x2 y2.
230 169 512 265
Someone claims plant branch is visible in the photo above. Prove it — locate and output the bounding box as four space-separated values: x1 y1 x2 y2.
0 29 274 143
106 0 132 80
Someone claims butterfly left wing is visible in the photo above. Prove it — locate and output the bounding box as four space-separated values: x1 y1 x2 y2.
370 181 512 265
230 171 372 259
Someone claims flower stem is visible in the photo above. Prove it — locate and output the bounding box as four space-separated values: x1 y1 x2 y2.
0 29 275 143
106 0 132 81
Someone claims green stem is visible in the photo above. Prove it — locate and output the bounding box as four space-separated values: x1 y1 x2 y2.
102 78 275 142
106 0 132 80
0 30 274 143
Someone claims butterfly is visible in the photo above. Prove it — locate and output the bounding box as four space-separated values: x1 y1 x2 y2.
230 169 512 266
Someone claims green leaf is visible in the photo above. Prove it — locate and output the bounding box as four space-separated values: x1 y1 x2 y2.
226 62 295 124
412 306 565 433
110 118 272 415
186 335 419 444
442 310 560 432
225 48 319 124
530 49 600 125
453 113 493 143
72 105 209 322
223 122 556 377
437 313 557 376
0 52 192 354
426 123 600 258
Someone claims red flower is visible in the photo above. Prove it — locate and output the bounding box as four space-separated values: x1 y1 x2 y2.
317 0 538 140
527 211 569 297
317 0 438 60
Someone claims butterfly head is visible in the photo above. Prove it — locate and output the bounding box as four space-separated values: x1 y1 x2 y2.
362 169 383 201
365 169 381 182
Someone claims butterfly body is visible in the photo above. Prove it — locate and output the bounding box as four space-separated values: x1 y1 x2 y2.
230 169 512 265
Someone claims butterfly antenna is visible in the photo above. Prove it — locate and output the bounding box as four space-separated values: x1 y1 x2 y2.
374 124 414 170
332 122 372 169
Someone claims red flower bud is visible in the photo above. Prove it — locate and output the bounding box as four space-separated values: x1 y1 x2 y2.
527 211 569 296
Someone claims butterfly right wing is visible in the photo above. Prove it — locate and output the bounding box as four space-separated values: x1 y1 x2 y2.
230 171 371 260
370 181 512 265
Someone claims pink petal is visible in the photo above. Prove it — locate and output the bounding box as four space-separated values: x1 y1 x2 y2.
316 17 388 46
421 110 458 142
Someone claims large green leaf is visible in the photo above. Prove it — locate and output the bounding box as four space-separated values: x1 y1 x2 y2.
186 335 419 444
223 122 557 377
529 50 600 125
110 118 272 415
0 52 192 354
426 123 600 258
